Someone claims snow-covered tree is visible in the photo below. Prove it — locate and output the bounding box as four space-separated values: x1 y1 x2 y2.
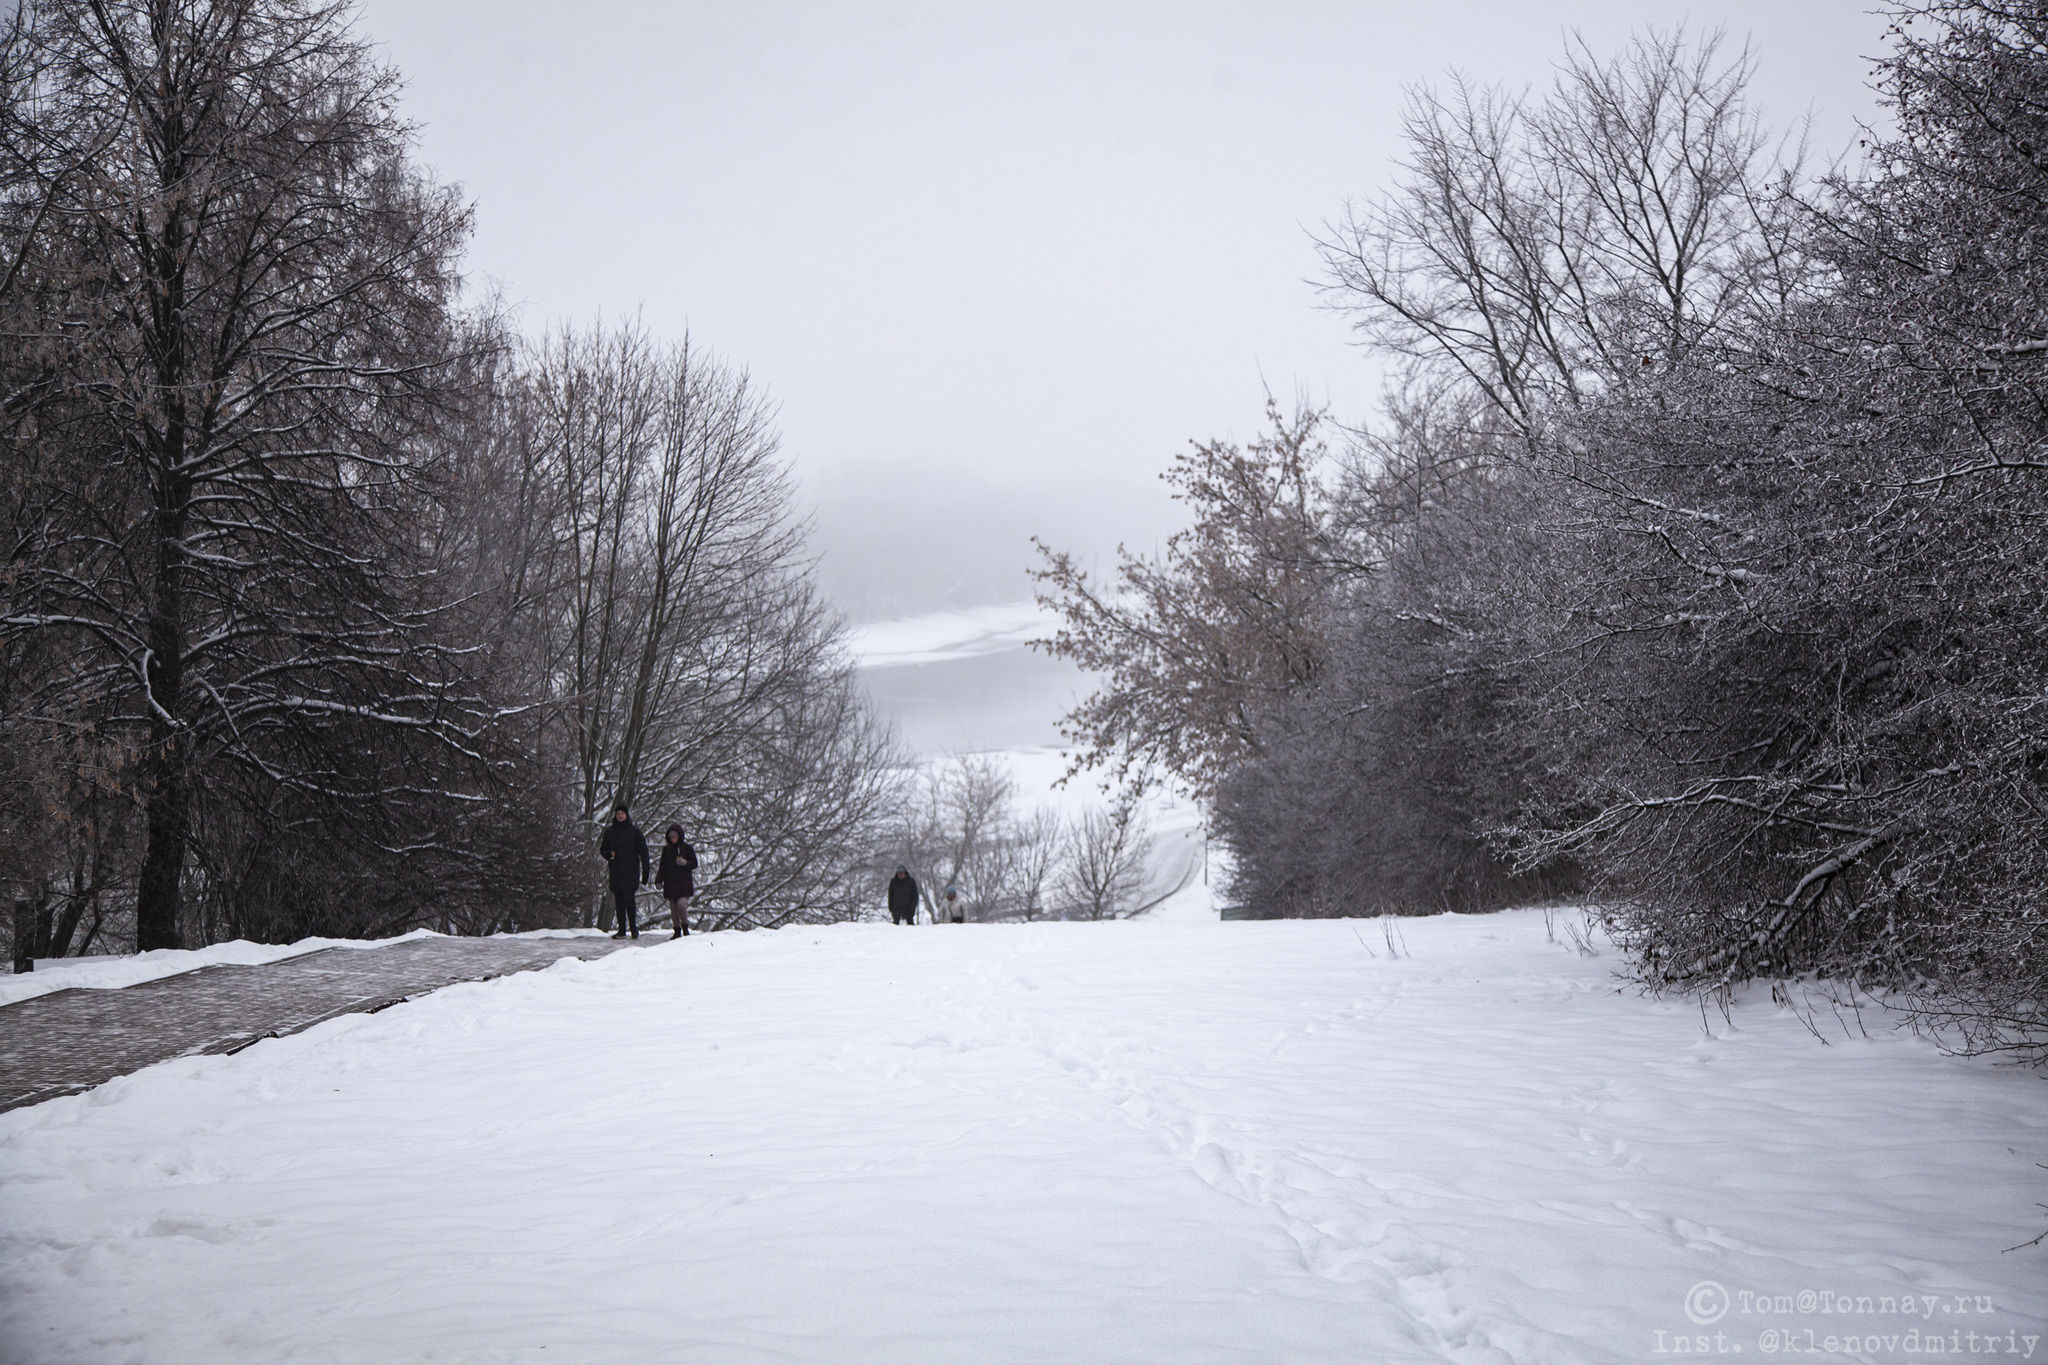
0 0 484 948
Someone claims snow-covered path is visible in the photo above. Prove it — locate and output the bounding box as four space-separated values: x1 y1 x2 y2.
3 912 2042 1364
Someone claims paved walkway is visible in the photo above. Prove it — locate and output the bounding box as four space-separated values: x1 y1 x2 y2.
0 935 645 1113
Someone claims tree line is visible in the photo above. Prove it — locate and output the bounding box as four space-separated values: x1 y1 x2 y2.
882 753 1188 923
1037 5 2048 1060
0 0 899 953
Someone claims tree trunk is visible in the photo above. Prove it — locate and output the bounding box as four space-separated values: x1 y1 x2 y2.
11 901 32 973
135 761 187 949
132 79 192 953
30 893 53 958
134 487 191 951
47 892 87 960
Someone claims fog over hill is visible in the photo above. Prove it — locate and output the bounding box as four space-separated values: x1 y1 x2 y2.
355 0 1884 623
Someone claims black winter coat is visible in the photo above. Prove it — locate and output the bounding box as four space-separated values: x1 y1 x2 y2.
658 837 698 898
887 872 920 916
599 820 650 892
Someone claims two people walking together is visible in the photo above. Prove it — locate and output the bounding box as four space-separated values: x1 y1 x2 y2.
886 866 964 924
599 806 697 940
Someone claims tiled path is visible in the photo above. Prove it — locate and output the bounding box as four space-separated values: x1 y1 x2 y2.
0 935 643 1113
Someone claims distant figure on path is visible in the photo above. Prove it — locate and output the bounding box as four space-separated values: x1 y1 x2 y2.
659 825 698 939
942 884 963 924
887 866 920 925
599 806 651 940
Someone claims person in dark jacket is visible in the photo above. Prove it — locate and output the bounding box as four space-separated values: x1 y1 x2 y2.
658 824 698 939
599 806 651 939
887 866 920 925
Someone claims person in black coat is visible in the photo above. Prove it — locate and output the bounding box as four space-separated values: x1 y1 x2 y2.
887 866 920 925
658 824 698 939
599 806 651 939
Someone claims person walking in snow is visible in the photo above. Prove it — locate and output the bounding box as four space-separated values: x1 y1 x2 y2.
599 805 651 939
942 883 963 923
658 824 698 938
887 866 920 925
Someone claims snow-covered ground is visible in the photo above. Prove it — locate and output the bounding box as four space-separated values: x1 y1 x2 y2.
4 910 2041 1364
0 928 612 1009
0 930 436 1008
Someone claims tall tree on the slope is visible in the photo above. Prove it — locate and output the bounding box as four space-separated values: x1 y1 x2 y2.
1031 398 1342 798
0 0 476 948
506 322 905 929
1316 26 1803 438
1586 0 2048 1048
1205 28 1807 919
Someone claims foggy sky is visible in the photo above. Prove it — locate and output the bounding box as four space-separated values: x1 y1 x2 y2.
353 0 1885 621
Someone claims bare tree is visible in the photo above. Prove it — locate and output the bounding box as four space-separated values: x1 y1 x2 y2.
938 756 1018 922
0 2 128 303
884 753 1016 922
1010 808 1065 922
510 323 817 917
681 613 907 930
0 3 904 955
1247 13 2048 1063
1529 1 2048 1059
1212 27 1806 922
0 0 483 948
0 670 136 957
479 319 903 932
1315 27 1802 438
1215 426 1573 919
1032 399 1341 796
1059 797 1153 921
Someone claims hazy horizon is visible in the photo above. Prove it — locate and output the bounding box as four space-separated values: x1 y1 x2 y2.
355 0 1886 625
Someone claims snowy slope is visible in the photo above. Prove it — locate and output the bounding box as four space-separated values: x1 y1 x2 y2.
2 911 2042 1364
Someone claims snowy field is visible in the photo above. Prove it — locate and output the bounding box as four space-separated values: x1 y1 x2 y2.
3 910 2043 1364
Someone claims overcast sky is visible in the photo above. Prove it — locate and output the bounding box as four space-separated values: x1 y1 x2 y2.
354 0 1886 622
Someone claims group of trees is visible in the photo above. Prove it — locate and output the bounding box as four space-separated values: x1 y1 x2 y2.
882 754 1185 922
0 0 899 953
1039 6 2048 1059
472 323 901 932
